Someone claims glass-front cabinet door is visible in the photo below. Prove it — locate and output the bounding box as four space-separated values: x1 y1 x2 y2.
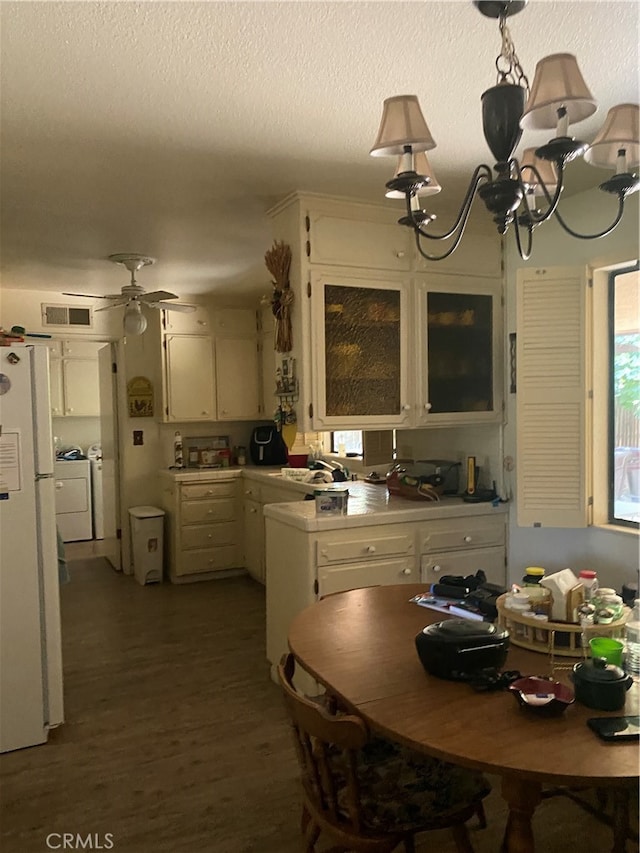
310 274 411 428
415 277 503 426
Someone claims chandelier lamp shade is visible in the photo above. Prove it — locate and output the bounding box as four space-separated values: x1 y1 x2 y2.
370 0 639 261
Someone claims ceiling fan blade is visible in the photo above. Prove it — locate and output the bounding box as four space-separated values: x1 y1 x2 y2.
140 290 178 301
62 291 124 300
95 301 129 312
147 301 197 313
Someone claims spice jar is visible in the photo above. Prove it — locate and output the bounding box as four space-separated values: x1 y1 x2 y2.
578 569 598 601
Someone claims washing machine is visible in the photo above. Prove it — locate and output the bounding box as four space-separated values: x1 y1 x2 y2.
54 459 93 542
87 444 104 540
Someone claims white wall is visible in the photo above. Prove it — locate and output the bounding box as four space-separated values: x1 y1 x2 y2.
504 188 639 591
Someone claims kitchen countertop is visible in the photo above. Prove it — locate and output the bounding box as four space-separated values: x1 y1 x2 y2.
263 489 508 531
158 466 508 530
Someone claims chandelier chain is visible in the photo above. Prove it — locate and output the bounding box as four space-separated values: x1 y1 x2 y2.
495 14 529 94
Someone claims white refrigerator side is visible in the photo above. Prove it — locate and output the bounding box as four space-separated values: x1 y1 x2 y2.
0 347 48 751
31 347 63 728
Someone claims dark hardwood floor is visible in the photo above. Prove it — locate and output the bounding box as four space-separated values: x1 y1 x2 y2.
0 559 635 853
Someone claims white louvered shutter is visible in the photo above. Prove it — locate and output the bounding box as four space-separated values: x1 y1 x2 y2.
516 266 590 528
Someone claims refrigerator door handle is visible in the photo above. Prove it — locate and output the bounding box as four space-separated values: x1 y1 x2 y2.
30 346 55 477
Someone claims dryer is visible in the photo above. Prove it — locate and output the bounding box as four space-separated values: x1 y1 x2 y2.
54 459 92 542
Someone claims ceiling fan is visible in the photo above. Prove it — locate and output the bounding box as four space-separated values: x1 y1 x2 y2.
64 253 196 335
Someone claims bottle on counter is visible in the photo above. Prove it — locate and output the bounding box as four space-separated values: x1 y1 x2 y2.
578 569 598 601
173 431 184 468
624 599 640 675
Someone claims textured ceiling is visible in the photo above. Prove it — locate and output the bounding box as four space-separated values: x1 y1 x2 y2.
1 1 638 299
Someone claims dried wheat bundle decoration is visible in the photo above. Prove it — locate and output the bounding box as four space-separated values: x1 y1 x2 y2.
265 240 293 353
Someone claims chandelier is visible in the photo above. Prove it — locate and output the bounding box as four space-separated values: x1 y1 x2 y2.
370 0 639 261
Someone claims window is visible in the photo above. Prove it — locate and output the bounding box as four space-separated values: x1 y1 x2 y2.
609 265 639 527
330 430 363 455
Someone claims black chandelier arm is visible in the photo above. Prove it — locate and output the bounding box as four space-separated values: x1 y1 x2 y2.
408 164 493 242
511 159 565 228
552 195 626 240
512 210 533 261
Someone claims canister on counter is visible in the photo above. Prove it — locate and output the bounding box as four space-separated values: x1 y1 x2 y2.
315 488 349 515
578 569 598 601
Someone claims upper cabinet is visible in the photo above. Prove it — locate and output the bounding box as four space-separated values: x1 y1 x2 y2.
46 339 106 417
267 192 503 431
163 304 211 334
310 273 411 429
159 306 263 423
414 277 504 426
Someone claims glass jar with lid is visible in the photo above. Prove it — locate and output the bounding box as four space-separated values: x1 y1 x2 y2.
521 567 545 587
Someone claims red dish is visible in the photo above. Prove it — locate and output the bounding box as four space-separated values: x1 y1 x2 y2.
509 676 575 715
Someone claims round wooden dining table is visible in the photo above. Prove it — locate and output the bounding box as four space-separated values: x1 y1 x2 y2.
287 584 639 853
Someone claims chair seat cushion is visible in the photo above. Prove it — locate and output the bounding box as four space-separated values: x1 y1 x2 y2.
331 737 491 834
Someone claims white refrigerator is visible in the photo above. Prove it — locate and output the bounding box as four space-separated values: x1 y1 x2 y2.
0 344 64 752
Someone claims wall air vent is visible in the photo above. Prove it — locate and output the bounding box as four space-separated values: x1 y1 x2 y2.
42 304 93 328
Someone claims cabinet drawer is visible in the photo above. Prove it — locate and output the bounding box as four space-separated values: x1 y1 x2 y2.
181 481 237 500
181 499 235 525
62 340 105 358
420 546 505 588
420 515 505 553
319 558 416 598
317 531 414 565
181 521 238 550
308 211 412 271
176 544 242 576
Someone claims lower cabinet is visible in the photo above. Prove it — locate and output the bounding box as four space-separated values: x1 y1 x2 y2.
265 510 506 692
161 476 243 582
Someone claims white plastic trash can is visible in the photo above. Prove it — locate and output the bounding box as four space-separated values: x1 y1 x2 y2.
129 506 165 585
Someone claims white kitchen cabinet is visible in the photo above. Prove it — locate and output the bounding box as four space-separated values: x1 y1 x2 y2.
418 513 506 588
267 191 503 432
47 339 106 417
160 474 243 582
163 334 216 421
215 336 261 420
310 273 412 429
265 505 506 686
414 276 504 426
305 206 412 271
241 476 309 584
163 304 211 334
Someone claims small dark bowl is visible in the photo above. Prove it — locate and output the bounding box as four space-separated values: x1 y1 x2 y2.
509 676 575 716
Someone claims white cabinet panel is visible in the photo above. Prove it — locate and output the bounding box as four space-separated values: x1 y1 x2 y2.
163 305 210 334
308 210 412 271
316 530 414 565
419 514 505 553
49 356 64 417
243 498 265 583
165 335 216 421
215 336 261 420
63 359 100 416
420 546 506 588
318 558 416 597
62 340 105 358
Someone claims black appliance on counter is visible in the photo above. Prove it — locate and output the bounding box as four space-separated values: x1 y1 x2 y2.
249 426 288 466
415 620 510 681
415 459 461 495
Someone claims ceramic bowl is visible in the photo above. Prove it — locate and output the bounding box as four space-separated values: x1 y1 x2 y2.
509 676 575 716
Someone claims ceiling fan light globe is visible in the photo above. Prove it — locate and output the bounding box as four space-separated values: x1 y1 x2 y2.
123 303 148 335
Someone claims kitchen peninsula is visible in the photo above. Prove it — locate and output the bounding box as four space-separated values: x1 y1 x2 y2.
263 481 507 685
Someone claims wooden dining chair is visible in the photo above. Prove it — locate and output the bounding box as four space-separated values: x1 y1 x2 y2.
278 653 491 853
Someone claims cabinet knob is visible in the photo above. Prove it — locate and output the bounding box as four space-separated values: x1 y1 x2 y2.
206 490 213 495
463 535 472 543
207 510 213 515
402 404 411 411
424 402 432 411
395 250 405 259
202 411 209 415
208 534 212 539
432 564 442 573
55 482 63 490
222 410 228 414
67 408 73 413
402 568 412 575
250 507 257 514
366 545 376 553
